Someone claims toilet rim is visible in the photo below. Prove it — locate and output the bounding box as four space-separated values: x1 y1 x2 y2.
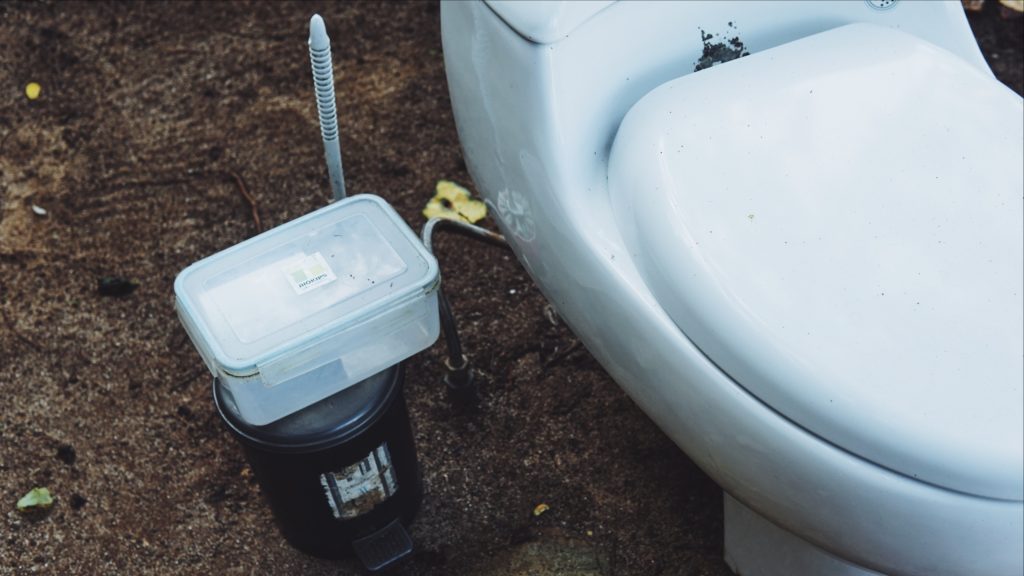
607 23 1024 501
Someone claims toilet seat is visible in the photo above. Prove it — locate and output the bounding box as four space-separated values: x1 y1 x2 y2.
609 24 1023 500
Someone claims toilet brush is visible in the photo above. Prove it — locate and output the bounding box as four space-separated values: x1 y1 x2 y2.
309 14 347 202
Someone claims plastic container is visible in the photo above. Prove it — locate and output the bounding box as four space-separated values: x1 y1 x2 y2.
214 364 420 568
175 194 440 425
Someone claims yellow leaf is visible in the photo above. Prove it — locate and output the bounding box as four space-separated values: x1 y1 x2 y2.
533 502 550 516
423 180 488 223
457 199 487 223
435 180 471 204
25 82 41 100
999 0 1023 12
422 198 465 222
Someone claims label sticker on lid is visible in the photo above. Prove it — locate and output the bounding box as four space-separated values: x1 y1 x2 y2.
284 252 336 295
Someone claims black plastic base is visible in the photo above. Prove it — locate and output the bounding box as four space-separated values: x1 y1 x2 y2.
214 364 421 564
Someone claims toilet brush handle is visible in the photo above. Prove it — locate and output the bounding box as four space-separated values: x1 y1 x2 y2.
309 14 346 202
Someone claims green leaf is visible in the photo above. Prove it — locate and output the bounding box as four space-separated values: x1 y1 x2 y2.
16 487 53 512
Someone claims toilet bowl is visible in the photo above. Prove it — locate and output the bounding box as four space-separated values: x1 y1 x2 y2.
441 2 1023 574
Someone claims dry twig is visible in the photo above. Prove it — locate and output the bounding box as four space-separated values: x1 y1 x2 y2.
225 169 262 233
543 339 581 368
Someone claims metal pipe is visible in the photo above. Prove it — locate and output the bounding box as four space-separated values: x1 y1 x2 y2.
421 217 511 254
421 217 510 403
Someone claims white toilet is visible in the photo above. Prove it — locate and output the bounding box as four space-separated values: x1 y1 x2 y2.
441 2 1023 575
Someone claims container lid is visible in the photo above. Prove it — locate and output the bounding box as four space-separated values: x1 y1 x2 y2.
484 0 615 44
175 194 438 385
609 24 1023 499
214 364 402 453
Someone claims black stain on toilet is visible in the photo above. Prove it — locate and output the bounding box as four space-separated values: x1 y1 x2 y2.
694 23 750 72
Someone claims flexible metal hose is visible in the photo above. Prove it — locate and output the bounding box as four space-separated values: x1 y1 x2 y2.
421 217 511 395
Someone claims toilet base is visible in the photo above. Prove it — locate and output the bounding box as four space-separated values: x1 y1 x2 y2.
724 494 884 576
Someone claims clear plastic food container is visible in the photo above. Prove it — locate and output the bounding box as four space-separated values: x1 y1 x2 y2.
175 194 440 425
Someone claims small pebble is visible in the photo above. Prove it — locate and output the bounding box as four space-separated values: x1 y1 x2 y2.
56 444 76 466
97 277 138 297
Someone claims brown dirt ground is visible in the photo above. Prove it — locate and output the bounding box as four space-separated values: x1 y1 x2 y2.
0 2 1020 575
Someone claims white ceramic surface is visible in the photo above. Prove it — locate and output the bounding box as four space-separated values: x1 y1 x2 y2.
484 0 614 43
442 2 1023 574
610 23 1023 501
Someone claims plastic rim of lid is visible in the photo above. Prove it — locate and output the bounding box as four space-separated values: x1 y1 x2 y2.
214 364 403 454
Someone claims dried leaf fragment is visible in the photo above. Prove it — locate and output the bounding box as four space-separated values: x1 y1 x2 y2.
17 487 53 512
423 180 487 223
999 0 1023 13
533 502 550 517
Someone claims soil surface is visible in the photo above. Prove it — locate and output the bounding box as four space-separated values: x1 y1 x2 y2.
0 2 1020 575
